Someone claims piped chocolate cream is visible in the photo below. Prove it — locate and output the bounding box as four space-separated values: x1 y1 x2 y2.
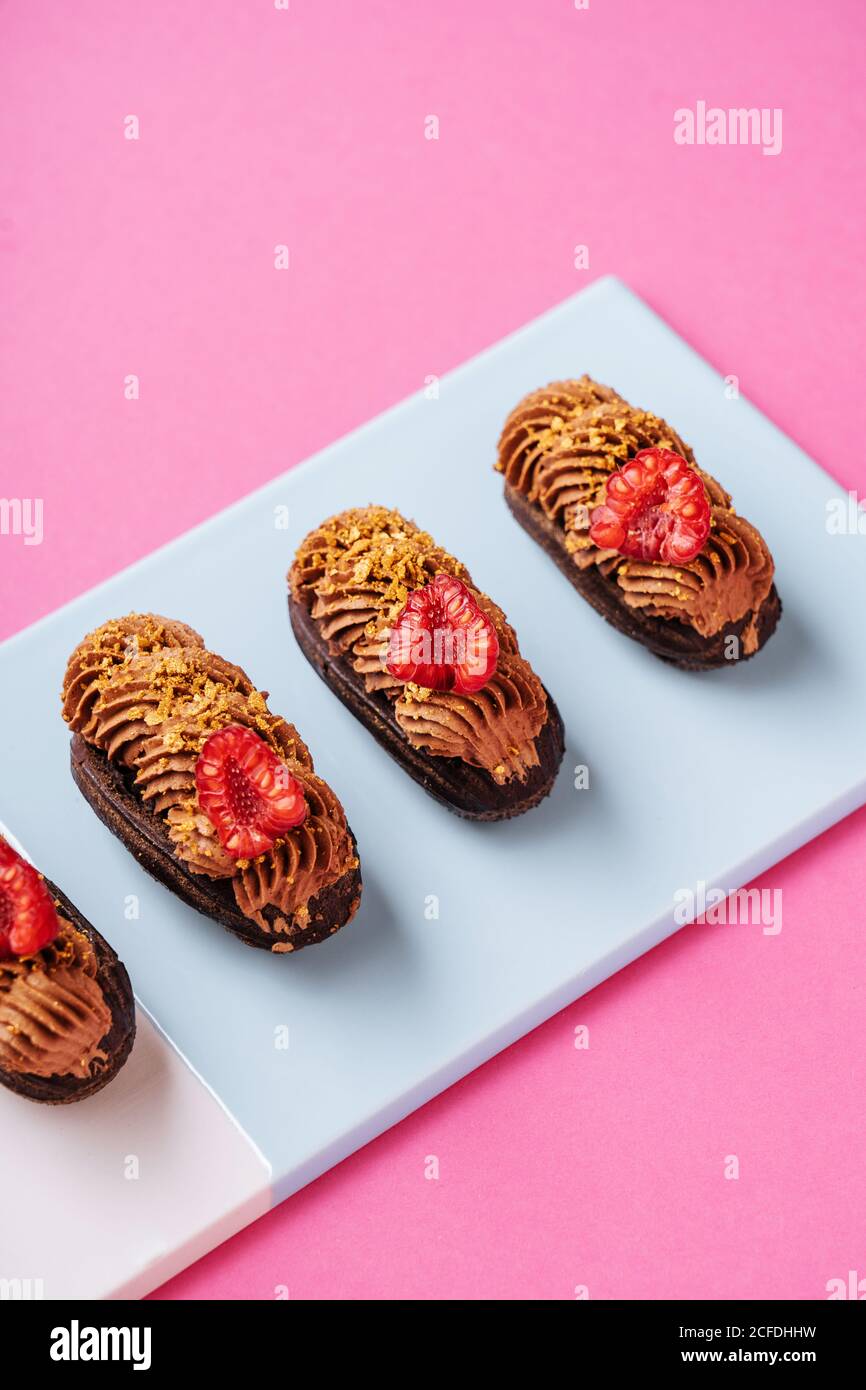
62 615 357 939
497 377 774 654
290 507 549 785
0 917 111 1079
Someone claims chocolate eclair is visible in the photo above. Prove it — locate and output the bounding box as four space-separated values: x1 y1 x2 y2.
496 377 781 668
0 833 135 1104
289 506 565 820
62 615 362 953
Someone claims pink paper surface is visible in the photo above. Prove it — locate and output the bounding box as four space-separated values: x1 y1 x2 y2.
2 0 864 1300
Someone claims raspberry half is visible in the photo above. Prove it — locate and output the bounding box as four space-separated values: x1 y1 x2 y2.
0 837 60 960
386 574 499 695
589 448 711 565
195 725 307 859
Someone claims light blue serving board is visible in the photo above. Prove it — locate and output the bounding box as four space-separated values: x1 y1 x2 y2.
2 277 865 1296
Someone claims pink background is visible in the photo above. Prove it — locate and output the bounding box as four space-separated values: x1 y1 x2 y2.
2 0 864 1299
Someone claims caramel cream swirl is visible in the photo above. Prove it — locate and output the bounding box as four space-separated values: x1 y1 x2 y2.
0 919 111 1079
62 615 357 939
496 377 774 647
290 507 549 784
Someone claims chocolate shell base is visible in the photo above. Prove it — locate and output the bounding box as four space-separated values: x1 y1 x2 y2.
0 881 136 1105
70 736 362 952
504 483 781 671
289 595 565 821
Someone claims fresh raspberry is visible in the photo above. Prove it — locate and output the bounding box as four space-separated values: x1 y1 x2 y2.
386 573 500 695
0 838 60 960
195 725 307 859
589 448 711 565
